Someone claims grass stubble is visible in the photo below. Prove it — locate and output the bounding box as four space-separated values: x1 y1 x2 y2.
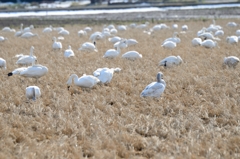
0 18 240 159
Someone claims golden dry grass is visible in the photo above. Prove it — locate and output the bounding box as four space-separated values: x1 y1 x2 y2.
0 18 240 159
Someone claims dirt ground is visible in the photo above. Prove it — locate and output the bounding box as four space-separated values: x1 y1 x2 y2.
0 7 239 28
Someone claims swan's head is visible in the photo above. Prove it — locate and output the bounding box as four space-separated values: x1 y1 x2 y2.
157 72 163 83
31 46 34 50
112 67 121 73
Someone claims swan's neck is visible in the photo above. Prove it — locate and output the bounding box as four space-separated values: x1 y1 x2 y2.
157 73 162 83
71 74 79 85
116 45 121 54
30 48 34 56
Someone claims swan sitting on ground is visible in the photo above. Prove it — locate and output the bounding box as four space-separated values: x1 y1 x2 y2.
163 32 181 44
227 22 237 27
161 41 177 49
117 25 127 31
140 72 166 98
122 51 142 60
223 56 240 68
42 25 52 33
66 74 100 89
108 36 121 44
16 46 37 65
2 27 15 33
58 29 70 36
0 36 7 42
21 32 38 38
52 37 62 50
215 30 224 37
201 39 218 48
0 58 6 70
192 38 202 47
64 45 75 58
84 27 92 33
182 25 188 31
126 39 138 46
79 42 98 52
159 55 183 68
26 86 41 101
8 61 48 82
93 67 121 84
226 36 238 44
104 40 126 58
236 30 240 36
114 40 128 49
172 24 178 30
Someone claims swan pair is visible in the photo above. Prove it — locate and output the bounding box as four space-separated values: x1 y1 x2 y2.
159 55 183 68
16 46 37 65
26 86 41 100
140 72 166 98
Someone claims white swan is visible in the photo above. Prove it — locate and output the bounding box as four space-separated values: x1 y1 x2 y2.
64 45 75 58
161 41 177 49
110 28 118 34
8 61 48 82
108 36 121 44
58 29 70 36
182 25 188 31
84 27 92 33
236 30 240 36
140 72 166 98
15 23 23 37
79 42 97 52
2 27 15 33
114 40 128 49
214 30 224 37
21 32 38 38
23 25 34 33
122 51 142 60
66 74 100 89
126 39 138 46
93 67 121 84
159 55 183 68
117 25 127 31
0 58 6 70
192 38 202 47
163 32 181 44
201 39 218 48
103 40 126 58
223 56 240 68
0 36 7 42
16 46 37 65
226 36 238 44
26 86 41 100
53 27 64 32
198 32 220 41
78 30 87 37
89 32 103 44
227 22 237 27
42 25 52 33
52 37 62 50
172 24 178 30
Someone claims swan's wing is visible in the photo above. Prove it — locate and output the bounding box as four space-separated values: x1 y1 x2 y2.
141 82 165 98
93 68 103 77
20 66 45 77
98 70 113 84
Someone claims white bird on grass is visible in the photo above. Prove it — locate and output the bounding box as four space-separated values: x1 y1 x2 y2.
78 30 87 37
226 36 238 44
66 74 100 89
93 67 121 84
0 36 7 42
223 56 240 68
2 27 15 33
192 38 202 47
227 22 237 27
201 39 218 48
161 41 177 49
58 29 70 36
104 40 126 58
21 32 38 38
23 25 34 33
64 45 75 58
42 25 52 33
122 51 142 60
126 39 138 46
108 36 121 44
140 72 166 98
0 58 6 70
182 25 188 31
52 37 62 50
84 27 92 33
26 86 41 101
15 23 23 37
236 30 240 36
16 46 37 66
8 61 48 82
163 32 181 44
214 30 224 37
159 55 183 68
79 42 98 52
117 25 127 31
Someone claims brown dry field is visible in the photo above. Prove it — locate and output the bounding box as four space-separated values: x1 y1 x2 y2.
0 18 240 159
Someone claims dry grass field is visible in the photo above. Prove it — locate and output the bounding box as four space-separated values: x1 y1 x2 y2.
0 18 240 159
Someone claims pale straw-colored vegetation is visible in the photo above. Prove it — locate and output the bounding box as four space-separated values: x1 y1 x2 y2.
0 18 240 158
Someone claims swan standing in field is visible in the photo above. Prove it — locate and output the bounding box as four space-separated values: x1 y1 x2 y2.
159 55 183 68
226 36 238 44
223 56 240 68
8 61 48 82
201 39 218 48
0 58 6 70
161 41 177 50
122 51 142 60
64 45 75 58
0 36 7 42
16 46 37 65
103 40 126 58
26 86 41 101
42 25 52 33
52 37 62 50
66 74 100 89
163 32 181 44
15 23 24 37
78 30 87 37
93 67 121 84
192 38 202 47
21 32 38 38
140 72 166 98
214 30 224 37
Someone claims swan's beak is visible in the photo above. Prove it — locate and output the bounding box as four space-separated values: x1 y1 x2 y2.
67 86 70 90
